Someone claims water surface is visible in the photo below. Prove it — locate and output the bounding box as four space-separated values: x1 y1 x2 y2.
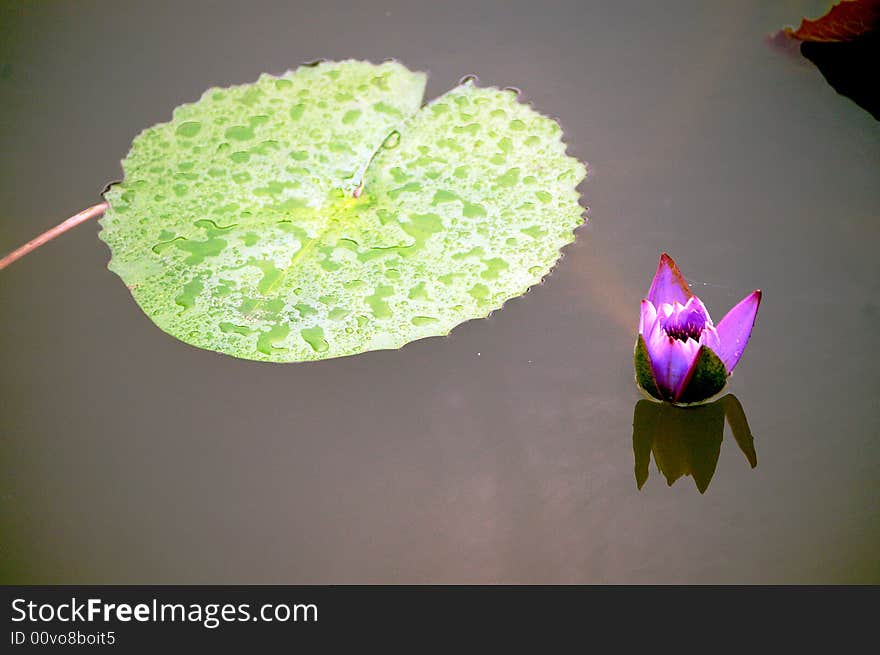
1 0 878 583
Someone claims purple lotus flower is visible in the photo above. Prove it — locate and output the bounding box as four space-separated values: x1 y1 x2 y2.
635 254 761 405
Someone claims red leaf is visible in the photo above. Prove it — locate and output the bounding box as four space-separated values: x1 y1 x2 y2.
784 0 880 42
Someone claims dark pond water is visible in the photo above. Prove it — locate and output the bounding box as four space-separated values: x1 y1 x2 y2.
1 0 878 583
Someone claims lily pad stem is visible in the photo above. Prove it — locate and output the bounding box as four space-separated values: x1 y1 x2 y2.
0 202 108 271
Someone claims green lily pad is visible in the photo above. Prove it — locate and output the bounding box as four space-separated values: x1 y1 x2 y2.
99 60 586 361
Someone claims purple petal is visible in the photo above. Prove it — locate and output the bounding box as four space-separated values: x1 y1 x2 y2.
672 344 707 403
639 299 658 337
698 323 721 353
647 253 693 306
684 296 713 326
715 290 762 373
644 326 701 400
660 296 711 341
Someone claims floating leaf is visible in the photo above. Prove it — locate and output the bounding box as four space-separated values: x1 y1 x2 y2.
99 60 585 361
783 0 880 42
771 1 880 120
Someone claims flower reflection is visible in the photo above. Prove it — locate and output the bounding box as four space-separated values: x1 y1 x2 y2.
632 394 757 493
